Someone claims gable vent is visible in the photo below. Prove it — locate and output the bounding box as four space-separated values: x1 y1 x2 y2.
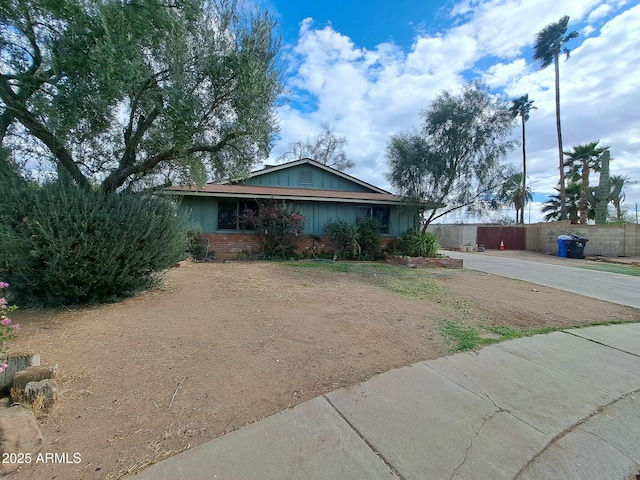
299 169 313 185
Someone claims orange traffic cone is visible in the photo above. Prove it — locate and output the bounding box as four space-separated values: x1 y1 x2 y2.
499 241 505 250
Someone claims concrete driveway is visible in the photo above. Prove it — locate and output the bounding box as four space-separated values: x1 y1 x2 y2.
446 250 640 309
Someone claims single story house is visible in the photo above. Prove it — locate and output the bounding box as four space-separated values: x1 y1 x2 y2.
167 158 421 257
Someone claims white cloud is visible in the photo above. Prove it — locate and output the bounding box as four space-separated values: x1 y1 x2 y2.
588 3 614 21
271 0 640 222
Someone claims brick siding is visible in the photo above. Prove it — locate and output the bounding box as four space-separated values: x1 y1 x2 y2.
203 233 398 259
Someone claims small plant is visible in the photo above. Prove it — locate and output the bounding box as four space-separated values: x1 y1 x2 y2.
397 230 440 257
186 229 209 261
240 200 305 259
0 281 19 372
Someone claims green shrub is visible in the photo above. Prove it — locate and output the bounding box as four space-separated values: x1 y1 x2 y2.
396 230 440 257
0 180 190 307
356 219 382 260
186 228 210 261
325 219 358 260
325 219 382 260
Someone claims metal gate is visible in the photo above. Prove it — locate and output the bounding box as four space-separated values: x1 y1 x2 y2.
477 226 526 250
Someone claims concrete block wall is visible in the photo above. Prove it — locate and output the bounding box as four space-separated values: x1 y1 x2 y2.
427 222 639 257
427 224 478 249
531 221 637 256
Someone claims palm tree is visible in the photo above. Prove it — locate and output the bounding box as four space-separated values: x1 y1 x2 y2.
541 181 586 223
610 174 638 221
501 172 533 224
563 141 608 224
533 16 578 221
509 95 536 223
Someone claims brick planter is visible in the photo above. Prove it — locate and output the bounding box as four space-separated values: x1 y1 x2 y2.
386 255 463 269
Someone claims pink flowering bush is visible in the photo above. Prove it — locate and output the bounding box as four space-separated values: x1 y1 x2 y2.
240 200 306 258
0 281 19 373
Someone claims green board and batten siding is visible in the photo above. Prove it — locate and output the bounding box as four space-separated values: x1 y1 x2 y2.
245 164 372 192
178 196 416 237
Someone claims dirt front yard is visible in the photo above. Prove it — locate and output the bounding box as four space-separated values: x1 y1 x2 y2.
6 260 640 479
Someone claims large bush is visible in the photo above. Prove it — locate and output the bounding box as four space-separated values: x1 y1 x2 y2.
0 175 190 306
325 219 382 260
325 219 358 260
356 219 382 260
240 200 305 259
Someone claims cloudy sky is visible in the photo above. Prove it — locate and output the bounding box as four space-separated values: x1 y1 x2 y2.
260 0 640 223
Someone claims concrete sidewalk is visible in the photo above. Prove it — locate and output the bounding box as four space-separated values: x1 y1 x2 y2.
133 323 640 480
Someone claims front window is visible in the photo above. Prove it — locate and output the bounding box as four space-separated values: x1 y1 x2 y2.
217 200 258 230
356 206 390 234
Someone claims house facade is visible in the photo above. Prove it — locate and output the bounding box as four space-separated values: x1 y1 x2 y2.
168 158 419 258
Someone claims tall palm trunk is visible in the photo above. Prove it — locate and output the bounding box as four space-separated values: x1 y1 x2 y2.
554 54 567 220
579 162 590 224
520 113 527 224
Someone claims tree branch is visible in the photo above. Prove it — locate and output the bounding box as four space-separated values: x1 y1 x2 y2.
101 131 247 192
0 77 88 188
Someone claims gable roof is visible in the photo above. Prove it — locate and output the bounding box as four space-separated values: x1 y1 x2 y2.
225 158 392 195
167 183 406 205
167 158 410 204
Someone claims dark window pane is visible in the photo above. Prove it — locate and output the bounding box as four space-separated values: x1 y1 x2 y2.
373 207 390 234
217 201 238 230
356 206 371 223
356 205 390 234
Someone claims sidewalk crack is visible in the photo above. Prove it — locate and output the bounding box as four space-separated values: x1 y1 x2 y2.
443 357 500 409
322 395 405 480
561 330 640 358
583 429 640 465
450 409 503 479
514 388 640 479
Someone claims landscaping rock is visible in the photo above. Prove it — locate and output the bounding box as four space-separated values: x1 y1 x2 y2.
386 255 463 269
0 403 44 475
0 352 41 393
11 365 58 391
22 379 59 414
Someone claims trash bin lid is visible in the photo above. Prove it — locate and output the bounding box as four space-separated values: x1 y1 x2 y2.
558 235 573 240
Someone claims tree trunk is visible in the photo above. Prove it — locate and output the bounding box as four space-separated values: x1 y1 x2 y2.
579 163 589 224
554 55 567 220
521 114 527 224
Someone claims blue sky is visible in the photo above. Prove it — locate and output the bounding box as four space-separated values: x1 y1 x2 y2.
261 0 640 223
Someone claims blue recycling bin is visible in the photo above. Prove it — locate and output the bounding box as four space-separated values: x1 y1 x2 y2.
557 235 572 258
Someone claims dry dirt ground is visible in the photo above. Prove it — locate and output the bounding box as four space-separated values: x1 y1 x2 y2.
5 260 640 479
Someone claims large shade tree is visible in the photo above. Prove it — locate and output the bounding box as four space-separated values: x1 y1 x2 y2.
533 15 578 220
509 94 536 223
386 81 516 232
0 0 283 191
563 141 608 224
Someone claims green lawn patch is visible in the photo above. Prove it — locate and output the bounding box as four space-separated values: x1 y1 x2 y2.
439 320 560 352
578 262 640 277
